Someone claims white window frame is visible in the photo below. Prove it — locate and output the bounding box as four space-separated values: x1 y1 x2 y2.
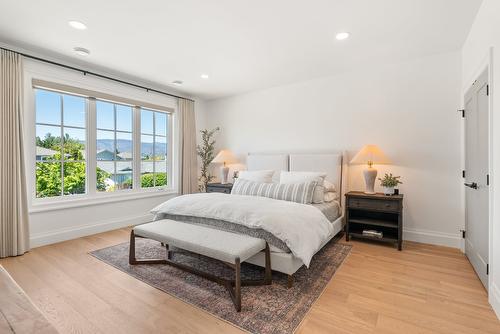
34 89 89 198
139 107 173 190
93 99 135 194
28 79 179 213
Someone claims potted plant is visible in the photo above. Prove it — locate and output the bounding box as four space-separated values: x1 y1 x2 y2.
197 127 220 192
378 173 402 195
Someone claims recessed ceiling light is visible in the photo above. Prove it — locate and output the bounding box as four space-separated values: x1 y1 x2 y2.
172 80 183 85
335 32 350 40
73 47 90 56
68 20 87 30
200 74 209 79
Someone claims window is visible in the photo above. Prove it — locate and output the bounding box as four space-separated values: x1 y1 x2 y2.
34 87 174 202
96 100 133 192
140 109 169 188
35 89 87 198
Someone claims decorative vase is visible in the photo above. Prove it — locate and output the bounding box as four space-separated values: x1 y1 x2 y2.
383 186 395 196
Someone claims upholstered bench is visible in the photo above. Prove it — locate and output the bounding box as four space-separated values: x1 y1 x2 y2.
129 219 272 312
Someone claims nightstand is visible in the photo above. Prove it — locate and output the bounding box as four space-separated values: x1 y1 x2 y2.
206 183 233 194
345 191 404 250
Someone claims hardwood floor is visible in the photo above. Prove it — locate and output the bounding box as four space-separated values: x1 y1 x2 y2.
1 228 499 334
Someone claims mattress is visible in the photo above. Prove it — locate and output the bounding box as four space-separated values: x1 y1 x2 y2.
312 201 341 222
269 201 342 253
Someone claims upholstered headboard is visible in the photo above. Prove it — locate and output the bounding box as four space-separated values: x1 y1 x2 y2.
246 152 347 207
247 153 288 183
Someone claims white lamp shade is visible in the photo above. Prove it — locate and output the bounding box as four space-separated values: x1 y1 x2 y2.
212 149 238 165
350 145 391 166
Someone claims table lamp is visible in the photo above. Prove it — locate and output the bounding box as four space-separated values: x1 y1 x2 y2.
212 150 238 184
350 145 391 194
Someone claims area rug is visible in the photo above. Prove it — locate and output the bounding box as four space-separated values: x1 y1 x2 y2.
90 236 351 334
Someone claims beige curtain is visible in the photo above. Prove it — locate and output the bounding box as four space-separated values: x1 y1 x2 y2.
0 50 29 258
179 99 198 194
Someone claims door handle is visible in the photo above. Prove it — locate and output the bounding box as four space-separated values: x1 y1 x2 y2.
464 182 478 189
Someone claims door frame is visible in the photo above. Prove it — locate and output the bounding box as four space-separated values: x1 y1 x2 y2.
461 47 494 293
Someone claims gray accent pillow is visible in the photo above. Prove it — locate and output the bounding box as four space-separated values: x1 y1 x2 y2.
231 178 317 204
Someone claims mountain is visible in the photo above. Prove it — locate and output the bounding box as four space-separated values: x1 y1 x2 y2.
96 139 167 156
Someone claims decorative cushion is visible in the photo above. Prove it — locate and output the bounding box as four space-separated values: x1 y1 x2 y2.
238 170 274 183
324 192 338 203
279 171 327 204
231 178 316 204
323 180 336 193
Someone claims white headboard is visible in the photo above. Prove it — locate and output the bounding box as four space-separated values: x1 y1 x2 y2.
247 152 347 207
247 153 288 182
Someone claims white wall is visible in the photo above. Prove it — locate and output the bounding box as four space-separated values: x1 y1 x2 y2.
201 51 463 248
462 0 500 318
22 59 192 247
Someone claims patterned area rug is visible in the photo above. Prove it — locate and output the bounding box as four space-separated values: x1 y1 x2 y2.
91 236 351 334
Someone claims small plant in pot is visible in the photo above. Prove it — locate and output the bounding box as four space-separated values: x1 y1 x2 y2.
378 173 402 196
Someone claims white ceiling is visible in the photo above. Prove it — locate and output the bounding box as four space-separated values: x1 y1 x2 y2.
0 0 482 100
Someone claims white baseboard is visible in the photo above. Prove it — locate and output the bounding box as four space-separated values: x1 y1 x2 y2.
491 282 500 320
30 214 153 248
403 227 462 249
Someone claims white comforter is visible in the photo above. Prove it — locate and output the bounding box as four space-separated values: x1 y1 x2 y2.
151 193 334 267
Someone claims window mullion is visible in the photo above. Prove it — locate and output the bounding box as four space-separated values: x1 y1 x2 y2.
168 113 173 190
133 106 141 190
87 98 97 196
60 94 64 196
153 112 156 186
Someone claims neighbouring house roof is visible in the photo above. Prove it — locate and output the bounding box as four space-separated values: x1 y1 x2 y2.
96 161 161 174
96 149 116 161
117 152 132 160
36 146 58 156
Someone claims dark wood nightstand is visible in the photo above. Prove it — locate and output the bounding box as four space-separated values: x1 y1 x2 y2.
345 191 404 250
206 183 233 194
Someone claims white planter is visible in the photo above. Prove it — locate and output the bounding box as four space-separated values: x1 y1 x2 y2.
383 186 395 195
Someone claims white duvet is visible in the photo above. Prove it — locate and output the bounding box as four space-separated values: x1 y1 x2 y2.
151 193 334 267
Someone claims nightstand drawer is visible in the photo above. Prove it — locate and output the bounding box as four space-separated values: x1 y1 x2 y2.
348 198 399 212
207 187 231 194
206 183 233 194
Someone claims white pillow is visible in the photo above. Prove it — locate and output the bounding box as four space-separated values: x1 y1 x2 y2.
238 170 274 183
324 192 338 202
323 180 336 193
280 171 326 203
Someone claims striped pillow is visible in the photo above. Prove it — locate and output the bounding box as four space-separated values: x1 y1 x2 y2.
231 178 316 204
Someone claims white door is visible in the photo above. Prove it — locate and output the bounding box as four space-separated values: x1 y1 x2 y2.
464 68 489 289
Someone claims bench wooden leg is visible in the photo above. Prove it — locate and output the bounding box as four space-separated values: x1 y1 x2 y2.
165 244 172 260
129 230 136 264
264 243 272 284
129 230 168 265
234 258 241 312
287 274 294 288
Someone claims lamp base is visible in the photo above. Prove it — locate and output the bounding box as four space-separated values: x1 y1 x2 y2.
363 168 377 194
220 166 229 184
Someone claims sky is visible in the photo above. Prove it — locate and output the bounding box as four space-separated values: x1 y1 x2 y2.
35 89 168 147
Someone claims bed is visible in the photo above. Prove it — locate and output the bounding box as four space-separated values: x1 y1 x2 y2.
243 152 347 283
151 152 347 285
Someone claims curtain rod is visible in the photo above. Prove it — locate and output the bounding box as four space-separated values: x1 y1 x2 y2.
0 46 195 102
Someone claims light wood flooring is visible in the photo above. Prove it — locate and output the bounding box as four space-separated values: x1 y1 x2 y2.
1 228 499 334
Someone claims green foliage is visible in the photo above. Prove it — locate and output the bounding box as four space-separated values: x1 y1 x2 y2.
123 173 167 188
96 167 110 191
36 162 62 197
35 133 109 197
378 173 402 187
196 127 220 192
36 133 60 149
63 162 86 195
154 173 167 187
